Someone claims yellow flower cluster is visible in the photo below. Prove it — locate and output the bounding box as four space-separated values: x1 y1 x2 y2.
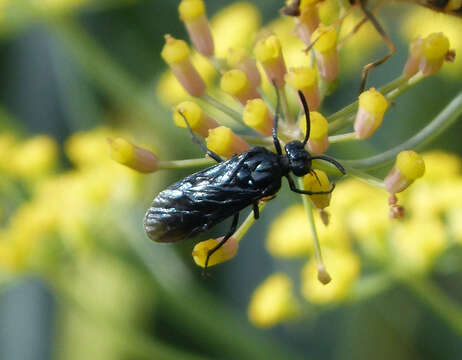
0 128 143 274
248 151 461 328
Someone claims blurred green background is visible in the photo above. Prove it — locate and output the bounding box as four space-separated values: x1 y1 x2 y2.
0 1 461 360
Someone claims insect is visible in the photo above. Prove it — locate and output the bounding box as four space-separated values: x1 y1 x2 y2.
282 0 461 92
144 90 345 272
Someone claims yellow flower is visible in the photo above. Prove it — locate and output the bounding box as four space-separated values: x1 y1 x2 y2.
301 249 360 304
401 8 462 77
248 273 299 328
266 205 349 258
65 127 117 168
11 135 58 179
210 2 261 58
391 218 447 273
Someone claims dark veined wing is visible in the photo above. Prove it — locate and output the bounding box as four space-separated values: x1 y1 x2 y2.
144 148 278 243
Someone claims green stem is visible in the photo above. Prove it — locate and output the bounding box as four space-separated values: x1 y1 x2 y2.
201 93 243 124
398 276 462 337
341 91 462 169
328 132 357 143
347 272 394 303
343 164 385 189
298 178 329 281
158 158 214 170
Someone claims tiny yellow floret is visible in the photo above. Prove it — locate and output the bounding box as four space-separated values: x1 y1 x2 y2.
173 101 203 129
396 150 425 180
299 0 320 9
285 67 317 90
12 136 58 178
300 112 328 140
358 88 388 115
243 99 268 130
108 138 134 165
220 69 249 95
254 35 282 64
312 26 337 53
248 273 298 328
301 249 360 304
423 33 450 61
192 237 238 267
178 0 205 22
161 35 190 65
206 126 233 156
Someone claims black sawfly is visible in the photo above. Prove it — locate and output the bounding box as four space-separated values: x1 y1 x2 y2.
144 89 345 271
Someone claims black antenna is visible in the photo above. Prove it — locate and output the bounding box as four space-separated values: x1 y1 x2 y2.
272 81 283 156
311 155 346 175
298 90 310 147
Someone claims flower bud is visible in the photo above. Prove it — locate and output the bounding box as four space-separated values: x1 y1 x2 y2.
178 0 214 57
108 138 158 173
384 150 425 194
303 169 331 209
227 48 261 88
354 88 388 139
403 37 424 78
312 26 339 82
173 101 219 137
294 4 319 46
205 126 250 158
243 99 273 136
254 34 287 88
285 66 321 110
248 273 299 328
301 249 360 304
220 69 259 105
161 34 205 97
420 32 451 76
192 236 238 268
299 112 329 154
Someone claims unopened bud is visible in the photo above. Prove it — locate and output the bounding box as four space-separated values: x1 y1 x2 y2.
173 101 219 137
243 99 273 136
299 112 329 154
161 35 205 97
403 37 424 78
192 236 238 267
294 4 319 46
312 26 339 82
108 138 158 173
420 32 451 76
178 0 214 57
354 88 388 139
206 126 251 158
220 69 259 105
254 34 287 88
384 150 425 194
285 67 321 110
227 48 261 88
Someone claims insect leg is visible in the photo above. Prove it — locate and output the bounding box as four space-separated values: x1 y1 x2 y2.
204 213 240 275
272 83 283 156
252 203 259 220
177 110 223 163
357 0 395 92
286 174 335 195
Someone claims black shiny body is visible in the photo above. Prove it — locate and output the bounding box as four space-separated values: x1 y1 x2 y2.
144 147 287 243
